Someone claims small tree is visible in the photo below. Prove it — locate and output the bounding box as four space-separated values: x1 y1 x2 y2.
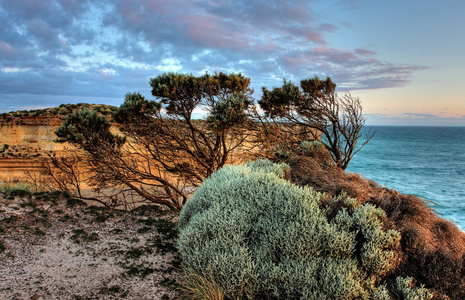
259 76 374 169
53 72 257 209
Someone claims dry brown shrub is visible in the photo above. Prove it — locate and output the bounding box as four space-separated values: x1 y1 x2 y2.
283 149 465 299
286 154 373 202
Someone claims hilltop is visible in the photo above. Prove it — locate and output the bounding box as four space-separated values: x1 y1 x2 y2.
0 104 119 183
0 103 118 126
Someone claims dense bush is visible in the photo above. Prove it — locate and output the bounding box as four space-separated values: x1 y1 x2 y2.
300 140 323 155
55 108 125 151
282 148 465 299
177 160 431 299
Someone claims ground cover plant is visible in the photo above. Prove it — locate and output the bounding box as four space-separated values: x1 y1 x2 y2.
0 103 117 126
177 160 433 299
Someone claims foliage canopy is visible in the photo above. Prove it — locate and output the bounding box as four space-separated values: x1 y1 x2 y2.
52 72 256 209
259 76 374 169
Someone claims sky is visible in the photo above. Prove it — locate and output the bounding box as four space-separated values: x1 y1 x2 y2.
0 0 464 126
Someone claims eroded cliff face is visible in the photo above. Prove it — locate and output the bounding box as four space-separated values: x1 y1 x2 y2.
0 104 117 183
0 124 71 182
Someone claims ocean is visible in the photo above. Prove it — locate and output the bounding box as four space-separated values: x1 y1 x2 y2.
347 126 465 231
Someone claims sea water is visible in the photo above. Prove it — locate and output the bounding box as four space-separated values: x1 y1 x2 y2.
347 126 465 231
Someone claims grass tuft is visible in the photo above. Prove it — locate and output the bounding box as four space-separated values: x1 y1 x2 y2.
181 269 225 300
0 181 43 195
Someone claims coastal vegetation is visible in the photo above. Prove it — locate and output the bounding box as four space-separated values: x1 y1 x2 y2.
259 77 374 170
52 72 257 209
177 143 465 299
0 103 117 126
47 73 371 210
178 160 405 299
0 73 464 298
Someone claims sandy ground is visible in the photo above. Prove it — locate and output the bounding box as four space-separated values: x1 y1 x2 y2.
0 192 183 299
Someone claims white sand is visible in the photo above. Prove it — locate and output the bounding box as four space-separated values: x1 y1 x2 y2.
0 194 182 299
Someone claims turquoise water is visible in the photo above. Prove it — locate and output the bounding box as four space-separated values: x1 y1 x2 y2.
347 126 465 230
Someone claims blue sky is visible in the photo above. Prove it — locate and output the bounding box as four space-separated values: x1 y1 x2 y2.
0 0 464 125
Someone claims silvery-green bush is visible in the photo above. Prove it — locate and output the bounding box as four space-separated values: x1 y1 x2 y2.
177 160 402 299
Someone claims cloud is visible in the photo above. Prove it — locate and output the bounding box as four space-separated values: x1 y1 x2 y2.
278 47 427 89
354 48 376 57
0 0 427 112
365 112 465 126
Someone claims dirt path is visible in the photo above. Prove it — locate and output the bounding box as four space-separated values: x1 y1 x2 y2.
0 192 182 299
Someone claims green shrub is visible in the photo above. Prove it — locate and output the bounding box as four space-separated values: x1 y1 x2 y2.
70 229 99 243
275 142 291 158
177 160 404 299
393 277 433 300
300 140 323 154
372 277 433 300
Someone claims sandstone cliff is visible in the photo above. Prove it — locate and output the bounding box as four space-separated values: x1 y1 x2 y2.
0 104 117 182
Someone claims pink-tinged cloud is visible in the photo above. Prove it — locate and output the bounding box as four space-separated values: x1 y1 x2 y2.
288 26 328 45
278 46 427 90
0 42 29 61
0 42 14 53
108 0 332 53
282 47 361 70
355 48 376 57
305 31 326 44
318 23 338 32
179 14 251 51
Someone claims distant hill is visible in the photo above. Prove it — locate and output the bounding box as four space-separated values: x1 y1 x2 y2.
0 103 118 126
0 103 118 182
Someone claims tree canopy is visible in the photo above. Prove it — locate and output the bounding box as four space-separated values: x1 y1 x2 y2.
259 76 374 169
52 72 257 209
50 73 373 208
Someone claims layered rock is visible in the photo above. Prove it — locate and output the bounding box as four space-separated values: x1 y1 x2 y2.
0 104 117 183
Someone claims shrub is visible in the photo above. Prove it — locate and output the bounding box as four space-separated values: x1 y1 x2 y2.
393 277 433 300
177 160 410 299
275 143 291 158
300 140 323 154
66 198 86 207
285 153 464 299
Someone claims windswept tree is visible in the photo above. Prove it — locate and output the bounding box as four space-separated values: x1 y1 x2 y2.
259 76 374 169
53 72 256 209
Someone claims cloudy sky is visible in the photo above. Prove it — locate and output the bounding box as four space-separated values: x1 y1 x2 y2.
0 0 464 125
